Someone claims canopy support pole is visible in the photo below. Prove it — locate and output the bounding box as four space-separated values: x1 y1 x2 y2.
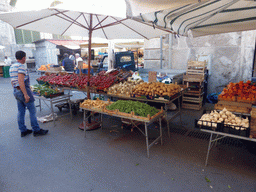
87 13 93 99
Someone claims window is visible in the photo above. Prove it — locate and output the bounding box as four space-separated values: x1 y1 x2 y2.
14 29 40 44
120 56 132 63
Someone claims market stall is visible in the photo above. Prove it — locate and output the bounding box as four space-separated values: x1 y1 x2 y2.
32 84 73 126
35 70 185 137
80 99 164 157
195 80 256 166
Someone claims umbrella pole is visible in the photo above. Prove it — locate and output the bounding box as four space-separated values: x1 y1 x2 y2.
87 13 92 99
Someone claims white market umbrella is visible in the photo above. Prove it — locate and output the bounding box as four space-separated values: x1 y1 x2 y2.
0 7 172 96
136 0 256 37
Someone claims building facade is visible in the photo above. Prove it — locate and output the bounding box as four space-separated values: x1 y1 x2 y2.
144 31 256 94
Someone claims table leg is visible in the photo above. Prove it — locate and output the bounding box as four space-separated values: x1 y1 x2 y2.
178 97 182 124
165 103 171 139
159 117 163 145
39 99 42 111
83 110 86 138
50 100 55 127
145 122 149 158
205 132 213 166
68 98 73 120
100 113 103 130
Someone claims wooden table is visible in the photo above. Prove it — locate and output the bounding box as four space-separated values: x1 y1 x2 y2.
80 106 164 158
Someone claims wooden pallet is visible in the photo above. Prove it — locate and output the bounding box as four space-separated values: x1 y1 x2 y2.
214 100 252 114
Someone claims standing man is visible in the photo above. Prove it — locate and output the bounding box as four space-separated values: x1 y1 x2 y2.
4 56 12 66
69 51 75 65
10 51 48 137
75 53 83 68
62 53 75 72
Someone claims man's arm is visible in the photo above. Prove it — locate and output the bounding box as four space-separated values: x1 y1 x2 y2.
18 73 30 103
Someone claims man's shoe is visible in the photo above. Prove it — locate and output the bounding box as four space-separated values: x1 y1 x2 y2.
21 129 33 137
33 129 49 137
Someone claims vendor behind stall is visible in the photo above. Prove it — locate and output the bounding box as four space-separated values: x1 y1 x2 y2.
62 53 75 72
4 56 12 66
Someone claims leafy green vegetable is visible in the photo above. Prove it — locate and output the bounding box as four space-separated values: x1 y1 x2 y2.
205 177 211 183
33 84 59 96
106 100 159 117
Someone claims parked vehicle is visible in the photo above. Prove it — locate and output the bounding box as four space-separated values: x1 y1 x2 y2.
97 51 136 72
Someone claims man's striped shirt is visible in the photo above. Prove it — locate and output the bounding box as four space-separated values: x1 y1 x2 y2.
9 62 29 88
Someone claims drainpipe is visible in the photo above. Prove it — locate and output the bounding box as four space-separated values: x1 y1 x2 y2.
160 35 163 69
169 34 173 69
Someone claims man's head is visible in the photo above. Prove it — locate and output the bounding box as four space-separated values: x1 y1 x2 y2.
75 53 80 58
15 51 26 64
64 53 69 58
4 56 7 59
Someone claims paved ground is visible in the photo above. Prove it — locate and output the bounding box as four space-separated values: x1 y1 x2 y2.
0 73 256 192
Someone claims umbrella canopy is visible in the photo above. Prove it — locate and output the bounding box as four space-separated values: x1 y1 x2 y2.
0 6 171 96
0 7 170 39
136 0 256 37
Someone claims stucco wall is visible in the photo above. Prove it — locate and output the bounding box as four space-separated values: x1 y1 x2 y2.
34 40 58 67
0 0 15 61
144 31 256 94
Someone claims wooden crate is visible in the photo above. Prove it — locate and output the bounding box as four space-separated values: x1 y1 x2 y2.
182 102 202 110
183 74 204 82
214 100 252 114
182 95 203 103
186 60 206 75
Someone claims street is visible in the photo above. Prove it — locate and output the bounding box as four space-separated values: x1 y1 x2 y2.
0 73 255 192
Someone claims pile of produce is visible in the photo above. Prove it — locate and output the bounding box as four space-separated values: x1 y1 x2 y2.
38 64 51 71
132 82 181 97
80 98 111 109
89 71 117 91
198 108 249 129
31 84 62 97
218 80 256 102
37 73 57 83
36 70 127 91
108 78 144 96
106 100 159 117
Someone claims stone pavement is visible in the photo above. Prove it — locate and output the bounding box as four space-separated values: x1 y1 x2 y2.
0 73 255 192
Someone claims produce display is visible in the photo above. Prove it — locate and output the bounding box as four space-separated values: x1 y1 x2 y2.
38 64 51 71
218 80 256 102
198 108 249 129
89 71 117 91
108 78 144 96
36 69 132 91
106 100 159 117
132 82 181 97
31 84 63 98
80 98 112 109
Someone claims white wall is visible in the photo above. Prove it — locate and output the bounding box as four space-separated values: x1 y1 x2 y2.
144 31 256 94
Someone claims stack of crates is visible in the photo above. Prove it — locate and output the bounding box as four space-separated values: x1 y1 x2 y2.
182 61 206 110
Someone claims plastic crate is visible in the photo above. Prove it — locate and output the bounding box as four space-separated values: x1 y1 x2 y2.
44 92 64 98
222 124 250 137
195 119 222 131
3 66 10 78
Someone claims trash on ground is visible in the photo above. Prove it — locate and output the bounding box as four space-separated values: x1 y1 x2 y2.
37 113 57 123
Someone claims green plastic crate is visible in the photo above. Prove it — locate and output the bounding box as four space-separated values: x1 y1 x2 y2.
3 66 10 78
